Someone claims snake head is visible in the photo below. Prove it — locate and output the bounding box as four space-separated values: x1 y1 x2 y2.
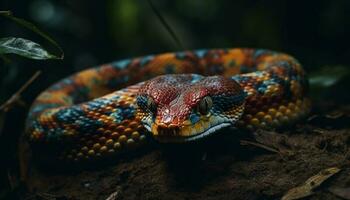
136 74 246 142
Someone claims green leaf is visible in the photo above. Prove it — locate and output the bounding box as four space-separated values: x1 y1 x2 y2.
0 37 59 60
0 10 64 59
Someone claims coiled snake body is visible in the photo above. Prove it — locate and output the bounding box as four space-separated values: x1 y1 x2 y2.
26 48 310 162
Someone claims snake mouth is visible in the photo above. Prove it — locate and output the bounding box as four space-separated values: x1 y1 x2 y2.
152 122 232 143
140 115 235 143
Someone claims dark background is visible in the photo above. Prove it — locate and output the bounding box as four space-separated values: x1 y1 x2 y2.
1 0 350 102
0 0 349 198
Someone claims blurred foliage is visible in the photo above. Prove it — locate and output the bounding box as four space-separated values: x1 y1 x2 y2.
309 65 350 104
309 66 350 88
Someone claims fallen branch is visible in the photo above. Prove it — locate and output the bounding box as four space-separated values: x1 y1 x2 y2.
0 71 41 112
281 167 341 200
240 140 280 154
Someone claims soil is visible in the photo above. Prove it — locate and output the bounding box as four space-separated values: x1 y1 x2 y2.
18 103 350 200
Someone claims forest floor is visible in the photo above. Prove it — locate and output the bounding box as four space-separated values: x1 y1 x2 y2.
12 101 350 200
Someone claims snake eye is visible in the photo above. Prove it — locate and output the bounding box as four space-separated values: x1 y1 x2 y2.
198 96 213 115
136 95 157 113
146 97 157 112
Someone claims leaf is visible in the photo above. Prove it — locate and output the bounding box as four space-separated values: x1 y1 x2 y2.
309 65 350 88
0 37 59 60
0 10 63 59
281 167 341 200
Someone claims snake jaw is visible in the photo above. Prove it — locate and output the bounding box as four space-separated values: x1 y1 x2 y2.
145 111 243 143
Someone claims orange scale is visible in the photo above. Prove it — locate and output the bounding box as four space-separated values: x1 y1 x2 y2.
267 108 277 116
131 131 140 140
99 137 107 144
263 115 273 124
108 123 117 129
243 86 250 91
105 106 113 110
122 120 130 126
137 125 144 130
262 76 270 81
285 109 292 117
104 129 112 135
279 105 287 113
118 135 127 143
100 119 109 124
256 112 265 119
106 139 114 147
97 127 105 134
99 146 108 153
98 114 106 118
116 125 126 132
123 128 133 135
81 146 89 153
288 103 296 111
111 132 120 139
275 112 283 120
125 97 134 102
94 112 102 116
129 121 139 129
92 143 101 150
118 100 126 106
250 118 260 127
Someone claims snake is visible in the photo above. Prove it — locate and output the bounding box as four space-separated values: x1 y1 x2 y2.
25 48 310 162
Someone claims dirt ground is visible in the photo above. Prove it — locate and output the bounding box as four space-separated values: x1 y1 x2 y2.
14 102 350 200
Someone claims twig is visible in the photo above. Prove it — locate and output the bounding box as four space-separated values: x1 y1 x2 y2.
106 190 120 200
147 0 184 50
240 140 280 154
0 71 41 112
7 170 16 190
0 10 12 15
281 167 341 200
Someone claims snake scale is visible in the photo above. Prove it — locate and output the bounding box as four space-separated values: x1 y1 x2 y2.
25 48 310 162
